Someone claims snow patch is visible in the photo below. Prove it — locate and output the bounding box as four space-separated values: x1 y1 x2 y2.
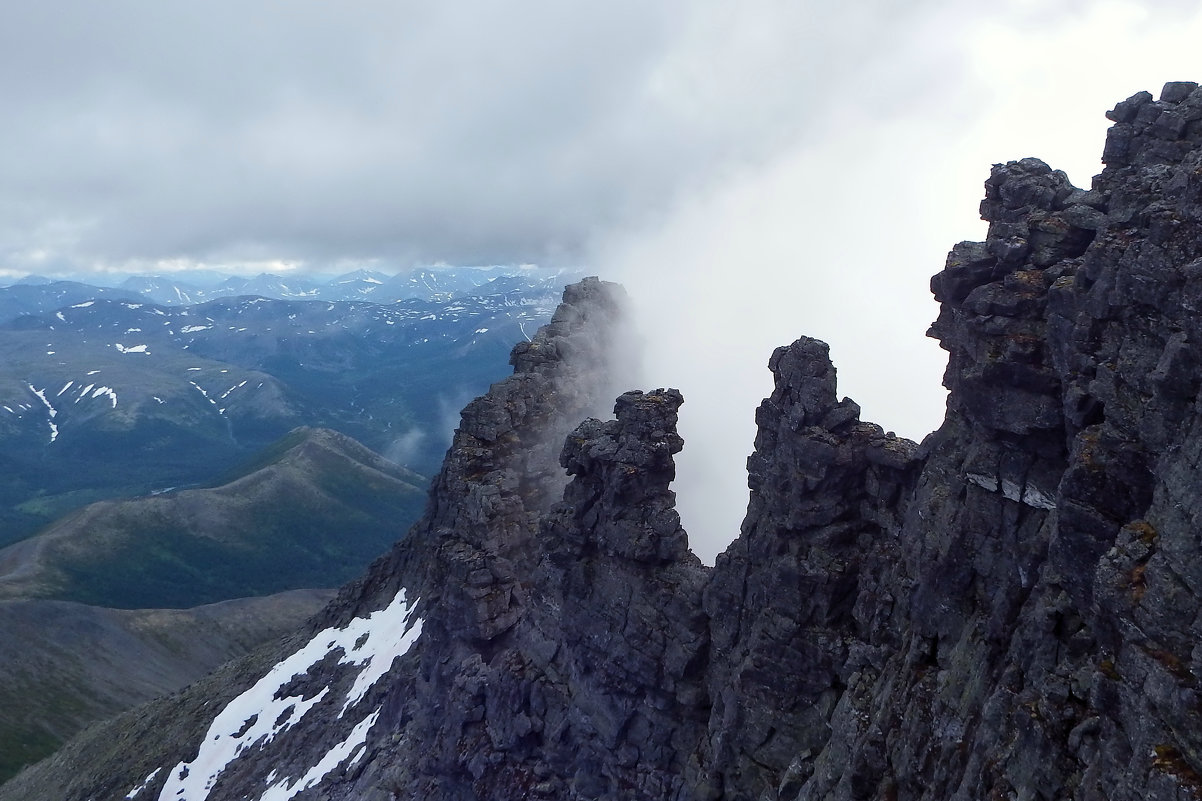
71 300 95 308
91 386 118 408
965 473 1057 510
257 710 380 801
475 327 489 334
28 384 60 442
1015 482 1057 510
55 312 65 322
115 343 150 354
86 370 101 375
219 380 248 400
154 590 421 801
125 766 161 799
28 384 57 418
965 472 998 493
180 325 211 334
190 382 214 401
57 381 73 396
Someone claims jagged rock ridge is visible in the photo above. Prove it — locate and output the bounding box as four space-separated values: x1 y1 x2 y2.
8 84 1202 800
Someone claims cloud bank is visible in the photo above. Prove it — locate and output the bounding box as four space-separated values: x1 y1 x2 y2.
1 0 868 273
5 1 1202 559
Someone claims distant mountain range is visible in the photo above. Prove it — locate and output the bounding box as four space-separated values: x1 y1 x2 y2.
6 265 577 312
0 268 578 542
0 266 583 781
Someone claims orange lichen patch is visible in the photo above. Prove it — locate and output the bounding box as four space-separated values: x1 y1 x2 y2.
1141 644 1197 686
1151 744 1202 797
1131 563 1149 603
1077 428 1104 471
1007 331 1043 346
1129 519 1159 545
1009 269 1048 290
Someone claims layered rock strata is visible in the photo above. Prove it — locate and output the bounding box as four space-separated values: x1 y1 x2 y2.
8 84 1202 801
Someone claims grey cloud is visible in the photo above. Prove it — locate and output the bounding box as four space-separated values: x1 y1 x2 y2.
0 0 956 273
10 0 1198 565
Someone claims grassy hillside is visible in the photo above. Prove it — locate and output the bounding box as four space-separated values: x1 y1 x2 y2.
0 427 426 779
0 590 333 783
0 427 428 608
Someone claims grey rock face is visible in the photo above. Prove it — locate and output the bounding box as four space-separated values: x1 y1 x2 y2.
700 338 918 801
11 86 1202 801
775 83 1202 801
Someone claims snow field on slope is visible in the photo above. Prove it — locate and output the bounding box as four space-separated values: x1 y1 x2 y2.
154 589 423 801
257 710 381 801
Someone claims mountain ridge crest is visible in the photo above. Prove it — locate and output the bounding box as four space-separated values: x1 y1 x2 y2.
10 84 1202 800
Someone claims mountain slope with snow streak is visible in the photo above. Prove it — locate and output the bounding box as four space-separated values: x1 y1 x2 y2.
0 266 582 313
0 278 628 801
153 589 421 801
0 589 333 785
0 282 565 544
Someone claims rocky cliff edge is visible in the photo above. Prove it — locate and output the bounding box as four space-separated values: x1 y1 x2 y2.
8 84 1202 801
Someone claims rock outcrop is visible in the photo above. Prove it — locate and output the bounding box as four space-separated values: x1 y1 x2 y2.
8 84 1202 801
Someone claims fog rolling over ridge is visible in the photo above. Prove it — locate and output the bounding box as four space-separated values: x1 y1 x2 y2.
598 139 957 563
589 5 1202 562
6 4 1202 561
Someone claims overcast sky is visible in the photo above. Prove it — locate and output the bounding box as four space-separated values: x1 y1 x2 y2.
5 1 1202 559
